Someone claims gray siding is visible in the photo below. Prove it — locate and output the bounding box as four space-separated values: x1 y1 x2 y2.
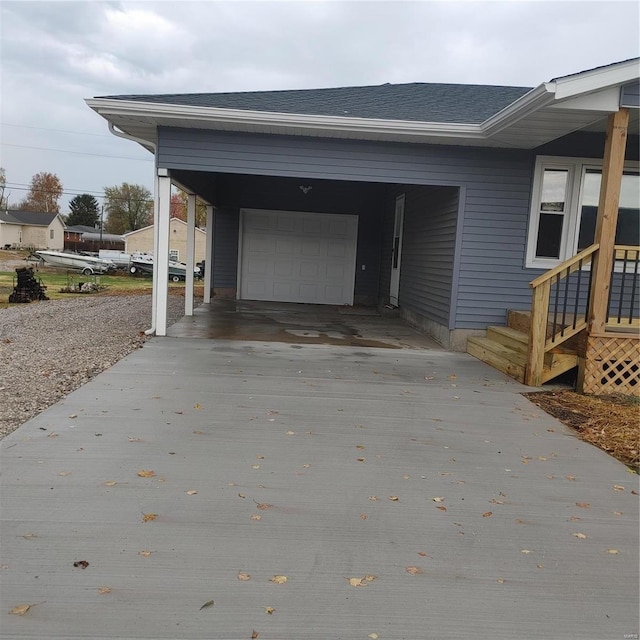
621 82 640 108
387 186 458 327
212 207 239 289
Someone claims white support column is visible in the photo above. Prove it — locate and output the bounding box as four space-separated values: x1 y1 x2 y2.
185 193 196 316
150 172 160 332
204 205 214 304
155 173 171 336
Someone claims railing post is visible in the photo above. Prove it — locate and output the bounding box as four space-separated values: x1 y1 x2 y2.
588 108 629 335
526 280 550 386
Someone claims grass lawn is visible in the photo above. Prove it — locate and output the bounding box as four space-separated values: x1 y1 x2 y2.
0 266 203 306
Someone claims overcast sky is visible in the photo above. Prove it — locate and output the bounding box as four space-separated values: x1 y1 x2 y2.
1 0 638 212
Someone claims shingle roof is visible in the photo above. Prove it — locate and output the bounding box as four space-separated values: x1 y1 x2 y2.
98 82 533 124
0 210 58 226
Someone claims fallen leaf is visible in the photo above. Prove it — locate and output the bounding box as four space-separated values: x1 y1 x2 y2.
20 533 37 539
364 575 377 582
368 634 379 639
368 496 378 501
496 578 505 584
264 606 275 614
252 632 259 639
252 465 260 470
356 444 365 450
250 514 262 521
405 566 423 575
389 496 399 501
536 563 544 569
432 497 445 503
606 549 619 554
73 560 89 569
103 480 118 487
59 471 71 476
255 503 272 510
286 431 295 435
482 511 493 518
302 464 310 468
569 516 581 522
348 577 367 587
357 457 366 462
436 505 447 512
360 513 367 520
193 430 206 435
613 511 622 516
238 572 251 581
199 599 214 610
128 437 142 442
256 455 265 459
514 519 525 524
138 550 153 557
238 493 246 499
572 532 587 539
194 404 203 410
186 490 198 495
9 604 31 616
137 470 156 478
565 475 577 481
270 575 287 584
403 474 410 479
47 432 58 438
142 513 157 523
69 414 77 419
521 549 532 554
97 587 112 595
489 499 504 505
632 490 639 496
418 551 427 557
613 484 625 491
576 502 590 508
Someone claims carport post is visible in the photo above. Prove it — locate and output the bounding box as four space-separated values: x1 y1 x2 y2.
204 205 214 304
185 193 196 316
155 172 171 336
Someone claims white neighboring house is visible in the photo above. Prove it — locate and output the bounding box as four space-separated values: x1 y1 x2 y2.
0 210 66 250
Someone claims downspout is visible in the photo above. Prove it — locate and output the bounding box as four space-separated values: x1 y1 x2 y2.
107 123 158 335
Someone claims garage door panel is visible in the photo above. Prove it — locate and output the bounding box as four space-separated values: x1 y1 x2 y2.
240 209 357 305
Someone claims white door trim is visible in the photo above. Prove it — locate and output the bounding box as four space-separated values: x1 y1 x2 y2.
389 194 405 306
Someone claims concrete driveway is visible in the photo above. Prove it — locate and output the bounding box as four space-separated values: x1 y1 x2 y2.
1 335 638 639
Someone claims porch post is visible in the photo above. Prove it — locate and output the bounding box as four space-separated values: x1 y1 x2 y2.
204 205 214 304
185 193 196 316
155 172 171 336
151 172 159 332
587 108 629 335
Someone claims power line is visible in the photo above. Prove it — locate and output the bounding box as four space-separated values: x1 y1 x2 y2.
1 142 152 161
1 122 115 138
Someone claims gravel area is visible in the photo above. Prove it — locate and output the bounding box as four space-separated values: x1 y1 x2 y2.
0 294 186 439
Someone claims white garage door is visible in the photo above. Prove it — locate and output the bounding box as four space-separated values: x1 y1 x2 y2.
239 209 358 305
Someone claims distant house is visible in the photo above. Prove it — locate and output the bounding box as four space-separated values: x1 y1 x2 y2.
123 218 206 262
0 210 65 250
64 225 124 252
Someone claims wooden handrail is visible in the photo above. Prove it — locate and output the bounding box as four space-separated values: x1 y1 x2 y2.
529 243 599 288
614 245 640 260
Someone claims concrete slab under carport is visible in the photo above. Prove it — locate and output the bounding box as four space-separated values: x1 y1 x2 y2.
1 338 637 640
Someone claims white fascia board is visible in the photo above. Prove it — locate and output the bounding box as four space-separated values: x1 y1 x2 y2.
547 86 622 112
551 59 640 100
86 98 484 141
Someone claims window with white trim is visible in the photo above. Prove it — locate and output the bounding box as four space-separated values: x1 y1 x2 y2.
526 156 640 269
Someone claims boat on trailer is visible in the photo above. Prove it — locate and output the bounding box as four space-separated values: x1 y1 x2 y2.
129 253 201 282
35 250 116 275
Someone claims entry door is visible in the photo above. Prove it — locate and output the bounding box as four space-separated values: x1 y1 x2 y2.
389 194 405 306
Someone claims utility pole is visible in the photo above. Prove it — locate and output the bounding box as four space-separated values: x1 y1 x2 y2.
100 205 104 242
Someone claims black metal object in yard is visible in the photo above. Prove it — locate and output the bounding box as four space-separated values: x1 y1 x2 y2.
8 267 49 303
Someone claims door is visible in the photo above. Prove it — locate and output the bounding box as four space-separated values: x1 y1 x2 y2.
239 209 358 305
389 194 405 306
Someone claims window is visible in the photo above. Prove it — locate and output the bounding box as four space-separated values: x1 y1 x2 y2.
50 229 54 240
169 249 179 261
526 156 639 269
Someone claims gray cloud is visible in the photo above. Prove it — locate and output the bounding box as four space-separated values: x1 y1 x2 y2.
1 1 638 210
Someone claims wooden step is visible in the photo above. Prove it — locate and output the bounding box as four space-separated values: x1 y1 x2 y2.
507 309 533 334
486 326 528 354
467 334 579 386
467 337 526 383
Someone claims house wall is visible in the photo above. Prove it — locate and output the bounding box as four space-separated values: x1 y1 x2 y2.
210 174 385 303
22 225 48 249
0 223 22 247
125 219 206 262
47 217 65 250
158 127 639 334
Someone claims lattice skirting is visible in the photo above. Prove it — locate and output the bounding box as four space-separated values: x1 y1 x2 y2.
580 335 640 396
